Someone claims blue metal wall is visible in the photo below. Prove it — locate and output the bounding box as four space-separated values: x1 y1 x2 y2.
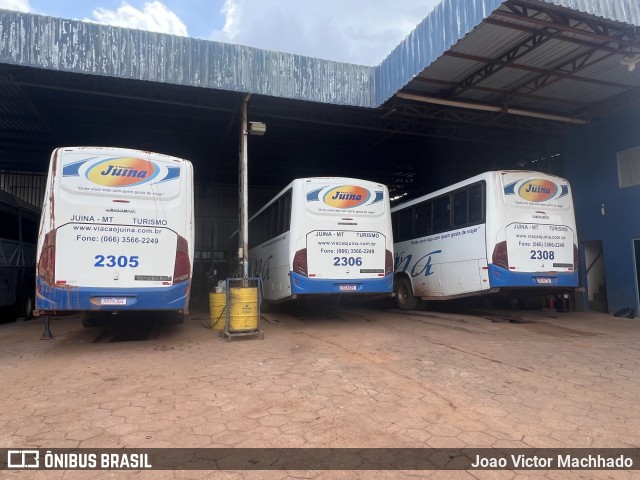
564 109 640 315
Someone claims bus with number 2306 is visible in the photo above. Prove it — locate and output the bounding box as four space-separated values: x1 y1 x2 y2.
243 177 394 304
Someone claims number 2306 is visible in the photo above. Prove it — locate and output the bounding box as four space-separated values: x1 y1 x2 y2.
333 256 362 266
94 255 140 267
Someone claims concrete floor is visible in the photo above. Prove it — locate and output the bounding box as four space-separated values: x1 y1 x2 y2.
1 301 639 479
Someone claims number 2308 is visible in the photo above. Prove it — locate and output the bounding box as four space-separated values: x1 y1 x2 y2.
94 255 140 267
530 250 555 260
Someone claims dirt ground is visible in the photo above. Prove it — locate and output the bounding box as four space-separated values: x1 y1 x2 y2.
1 300 639 479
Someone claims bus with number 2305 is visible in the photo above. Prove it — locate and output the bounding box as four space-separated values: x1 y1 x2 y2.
35 146 194 324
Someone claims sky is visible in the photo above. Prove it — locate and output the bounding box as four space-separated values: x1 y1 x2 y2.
0 0 441 65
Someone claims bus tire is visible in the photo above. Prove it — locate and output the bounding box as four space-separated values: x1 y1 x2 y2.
165 312 184 325
80 312 98 328
81 311 108 327
395 277 421 311
23 295 34 320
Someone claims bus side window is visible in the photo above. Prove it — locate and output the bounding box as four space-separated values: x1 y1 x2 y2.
453 190 468 227
391 212 398 240
414 202 432 237
280 192 291 233
396 209 413 242
433 196 450 232
269 204 278 239
469 184 483 224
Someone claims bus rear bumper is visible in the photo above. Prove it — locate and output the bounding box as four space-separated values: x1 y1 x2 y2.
290 272 393 295
487 265 579 288
35 277 191 314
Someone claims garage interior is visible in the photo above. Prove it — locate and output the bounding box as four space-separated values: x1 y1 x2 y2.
1 0 640 310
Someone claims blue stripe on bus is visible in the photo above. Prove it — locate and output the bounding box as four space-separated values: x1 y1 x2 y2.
487 264 578 288
289 272 393 295
62 158 95 177
503 181 518 195
558 185 569 198
306 188 322 201
371 191 384 204
155 166 181 183
36 277 190 312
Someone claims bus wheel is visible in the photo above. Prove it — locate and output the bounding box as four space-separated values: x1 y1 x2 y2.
23 295 34 320
165 312 184 325
395 277 421 311
81 312 97 327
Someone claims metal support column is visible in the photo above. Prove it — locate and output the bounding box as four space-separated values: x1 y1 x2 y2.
239 93 250 278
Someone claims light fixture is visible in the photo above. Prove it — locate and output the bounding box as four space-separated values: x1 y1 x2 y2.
601 203 605 216
621 53 640 72
248 121 267 136
395 92 587 124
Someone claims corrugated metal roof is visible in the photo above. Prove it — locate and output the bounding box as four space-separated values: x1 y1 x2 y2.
546 0 640 25
1 1 639 111
0 9 375 108
376 0 506 105
0 0 640 184
377 0 640 105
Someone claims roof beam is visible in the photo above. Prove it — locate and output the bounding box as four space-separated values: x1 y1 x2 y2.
447 27 562 97
497 1 639 49
414 76 587 108
395 91 586 125
444 50 632 91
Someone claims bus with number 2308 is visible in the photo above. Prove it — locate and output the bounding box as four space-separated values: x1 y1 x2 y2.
391 170 579 310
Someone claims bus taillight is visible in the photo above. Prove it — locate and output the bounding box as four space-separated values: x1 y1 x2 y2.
492 241 509 269
293 248 308 276
173 235 191 284
385 249 393 275
38 230 56 285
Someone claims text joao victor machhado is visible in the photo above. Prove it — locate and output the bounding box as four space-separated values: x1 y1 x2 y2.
472 453 633 469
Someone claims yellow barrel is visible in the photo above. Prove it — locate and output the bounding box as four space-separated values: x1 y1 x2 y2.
229 287 259 331
209 292 226 330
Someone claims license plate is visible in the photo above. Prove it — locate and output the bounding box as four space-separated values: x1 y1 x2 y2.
536 277 552 284
100 297 127 305
339 284 357 291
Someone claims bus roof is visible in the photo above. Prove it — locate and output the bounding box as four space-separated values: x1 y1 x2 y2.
391 170 570 212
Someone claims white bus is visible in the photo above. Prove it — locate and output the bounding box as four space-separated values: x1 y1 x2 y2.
391 170 579 310
35 146 194 320
245 177 393 303
0 190 39 319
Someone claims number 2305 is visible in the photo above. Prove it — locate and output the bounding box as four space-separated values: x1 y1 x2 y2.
94 255 140 267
